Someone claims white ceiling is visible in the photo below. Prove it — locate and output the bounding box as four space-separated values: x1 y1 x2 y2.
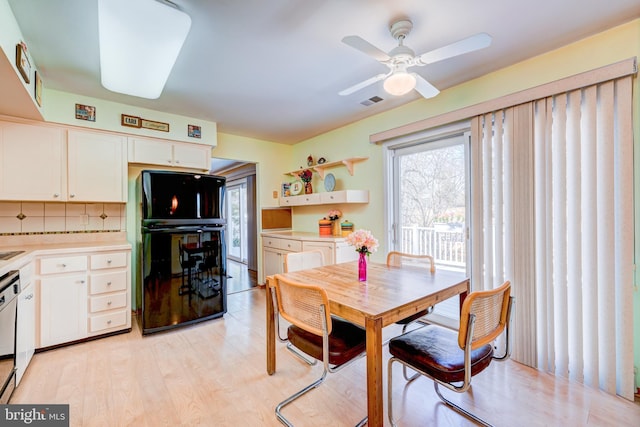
7 0 640 144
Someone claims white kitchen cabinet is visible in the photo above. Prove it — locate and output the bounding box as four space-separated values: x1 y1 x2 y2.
128 136 211 170
262 236 302 279
87 251 131 336
39 271 88 348
16 261 35 385
261 233 357 283
67 130 127 202
0 121 66 201
0 121 129 203
301 241 335 265
36 247 131 348
335 242 359 264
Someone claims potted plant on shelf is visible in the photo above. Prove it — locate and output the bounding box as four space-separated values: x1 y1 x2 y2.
328 209 342 236
299 169 313 194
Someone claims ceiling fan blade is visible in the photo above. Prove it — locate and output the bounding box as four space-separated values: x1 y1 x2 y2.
339 73 388 96
417 33 492 65
413 74 440 99
342 35 391 62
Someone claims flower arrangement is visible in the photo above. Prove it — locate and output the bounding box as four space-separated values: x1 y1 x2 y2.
327 209 342 221
299 169 313 183
346 229 379 256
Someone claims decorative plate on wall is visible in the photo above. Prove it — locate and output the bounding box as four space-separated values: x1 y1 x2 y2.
290 181 303 195
324 173 336 192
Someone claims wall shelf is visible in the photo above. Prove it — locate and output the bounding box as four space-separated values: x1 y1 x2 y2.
279 189 369 207
286 156 368 179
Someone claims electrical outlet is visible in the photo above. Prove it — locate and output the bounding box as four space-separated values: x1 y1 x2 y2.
273 191 278 198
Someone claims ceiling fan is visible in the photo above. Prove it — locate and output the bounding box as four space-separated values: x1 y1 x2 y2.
339 19 492 98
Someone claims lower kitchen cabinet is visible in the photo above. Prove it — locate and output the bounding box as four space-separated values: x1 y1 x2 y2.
36 247 131 349
262 236 302 279
39 272 88 348
16 262 35 385
261 233 358 283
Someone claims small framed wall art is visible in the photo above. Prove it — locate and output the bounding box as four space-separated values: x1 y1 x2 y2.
75 104 96 121
188 124 201 138
121 114 141 128
34 71 42 106
15 42 31 84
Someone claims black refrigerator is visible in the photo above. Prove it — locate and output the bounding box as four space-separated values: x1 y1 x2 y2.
136 170 227 335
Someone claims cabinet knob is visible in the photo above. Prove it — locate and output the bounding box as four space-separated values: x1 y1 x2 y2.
79 280 85 284
53 193 60 198
107 301 112 305
60 263 67 268
70 194 75 198
107 281 112 286
107 259 112 263
175 160 180 164
168 160 172 163
107 320 112 324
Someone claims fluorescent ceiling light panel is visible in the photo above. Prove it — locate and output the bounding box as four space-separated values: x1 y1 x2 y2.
98 0 191 99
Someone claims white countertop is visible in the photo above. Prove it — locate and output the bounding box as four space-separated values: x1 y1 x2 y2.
260 230 348 242
0 239 131 277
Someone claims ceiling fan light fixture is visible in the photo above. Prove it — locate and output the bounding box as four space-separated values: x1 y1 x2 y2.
98 0 191 99
383 71 416 96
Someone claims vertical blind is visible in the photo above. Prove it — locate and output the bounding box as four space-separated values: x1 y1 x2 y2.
471 75 634 399
534 76 634 399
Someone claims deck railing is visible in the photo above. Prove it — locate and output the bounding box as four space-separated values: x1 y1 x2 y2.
400 226 466 268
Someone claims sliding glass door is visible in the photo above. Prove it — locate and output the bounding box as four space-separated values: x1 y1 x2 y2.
388 131 470 319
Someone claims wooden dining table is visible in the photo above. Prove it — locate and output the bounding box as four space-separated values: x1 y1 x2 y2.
265 260 469 427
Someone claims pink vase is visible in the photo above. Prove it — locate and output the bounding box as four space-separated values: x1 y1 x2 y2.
358 252 367 282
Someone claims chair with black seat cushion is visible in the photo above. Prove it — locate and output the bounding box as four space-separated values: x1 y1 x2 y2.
272 274 367 427
387 280 514 427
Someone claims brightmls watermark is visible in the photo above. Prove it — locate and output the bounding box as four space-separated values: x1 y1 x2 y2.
0 405 69 426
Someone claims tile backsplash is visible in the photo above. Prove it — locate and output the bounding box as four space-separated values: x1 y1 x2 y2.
0 202 126 234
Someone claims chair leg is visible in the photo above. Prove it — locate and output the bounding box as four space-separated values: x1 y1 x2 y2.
276 366 367 427
276 370 327 427
433 382 492 427
400 322 422 382
285 342 318 366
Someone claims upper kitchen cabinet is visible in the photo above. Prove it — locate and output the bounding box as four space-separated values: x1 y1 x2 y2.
0 121 66 201
128 136 211 170
0 121 127 202
67 130 127 202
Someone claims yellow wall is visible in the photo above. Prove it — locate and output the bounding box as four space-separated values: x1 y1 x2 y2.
43 89 218 146
288 18 640 390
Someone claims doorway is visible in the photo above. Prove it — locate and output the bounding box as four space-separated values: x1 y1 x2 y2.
226 178 247 264
387 129 470 320
210 159 258 294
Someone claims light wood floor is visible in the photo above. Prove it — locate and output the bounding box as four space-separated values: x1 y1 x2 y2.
12 288 640 427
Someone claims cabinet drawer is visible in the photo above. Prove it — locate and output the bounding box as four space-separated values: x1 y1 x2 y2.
279 193 321 206
90 270 127 295
90 252 128 270
39 255 87 275
319 190 369 204
89 292 127 313
263 238 302 252
89 310 128 333
19 262 34 285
